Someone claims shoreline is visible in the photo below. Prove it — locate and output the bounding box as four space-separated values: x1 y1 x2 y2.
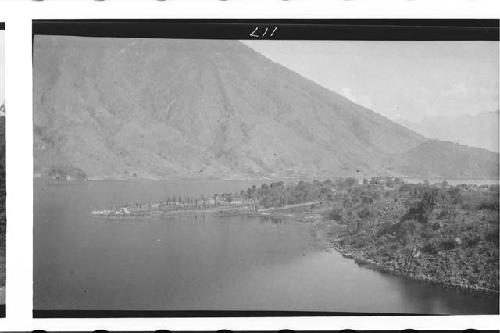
329 240 499 297
91 201 321 220
90 197 498 297
35 176 500 185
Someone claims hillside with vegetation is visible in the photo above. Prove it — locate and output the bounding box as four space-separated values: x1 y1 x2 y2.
33 37 498 180
237 178 499 293
47 165 87 182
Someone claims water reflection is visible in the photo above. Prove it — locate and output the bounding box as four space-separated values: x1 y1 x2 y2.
258 215 287 224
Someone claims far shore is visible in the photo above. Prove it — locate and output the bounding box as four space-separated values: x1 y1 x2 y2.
34 175 500 185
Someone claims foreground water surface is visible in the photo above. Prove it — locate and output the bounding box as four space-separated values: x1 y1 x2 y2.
34 180 498 314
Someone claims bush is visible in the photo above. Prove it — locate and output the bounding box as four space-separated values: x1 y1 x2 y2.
402 201 429 223
327 208 343 222
48 165 87 181
439 239 456 251
437 209 448 219
485 230 499 246
352 236 369 249
465 235 480 247
461 191 499 211
357 207 371 219
478 199 499 211
422 242 438 255
447 187 462 205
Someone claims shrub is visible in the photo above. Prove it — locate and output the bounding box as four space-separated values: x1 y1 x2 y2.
48 165 87 181
352 236 369 249
422 242 437 255
437 209 448 219
357 207 371 219
327 208 343 222
485 230 499 246
439 239 456 251
402 201 429 223
478 199 499 211
448 187 462 204
465 235 480 247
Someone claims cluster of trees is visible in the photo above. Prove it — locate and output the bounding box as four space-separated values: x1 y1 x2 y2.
329 178 499 291
158 193 238 208
48 165 87 182
330 179 499 252
401 187 461 224
159 177 368 210
240 180 335 208
327 180 499 225
154 177 389 210
236 177 408 209
400 184 498 222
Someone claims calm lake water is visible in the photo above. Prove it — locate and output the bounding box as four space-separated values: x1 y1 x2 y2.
34 180 499 314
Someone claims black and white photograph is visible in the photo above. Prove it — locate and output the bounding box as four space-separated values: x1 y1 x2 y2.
33 20 499 316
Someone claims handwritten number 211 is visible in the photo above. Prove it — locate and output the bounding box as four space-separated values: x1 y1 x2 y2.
250 26 278 38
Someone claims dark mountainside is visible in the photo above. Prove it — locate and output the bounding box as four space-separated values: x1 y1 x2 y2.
33 37 499 180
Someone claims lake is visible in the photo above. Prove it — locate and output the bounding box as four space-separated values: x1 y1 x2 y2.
33 179 499 314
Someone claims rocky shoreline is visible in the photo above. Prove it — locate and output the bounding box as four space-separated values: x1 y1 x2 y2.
330 240 499 296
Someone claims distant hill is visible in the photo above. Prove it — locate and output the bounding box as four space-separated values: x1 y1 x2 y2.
396 111 499 153
384 140 499 179
33 37 498 180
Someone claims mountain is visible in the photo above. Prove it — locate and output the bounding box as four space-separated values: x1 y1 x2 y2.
33 36 498 180
396 111 499 153
384 140 499 179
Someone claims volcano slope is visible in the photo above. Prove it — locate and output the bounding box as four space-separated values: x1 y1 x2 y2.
33 37 498 180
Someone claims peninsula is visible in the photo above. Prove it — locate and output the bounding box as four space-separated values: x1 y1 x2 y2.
91 176 499 295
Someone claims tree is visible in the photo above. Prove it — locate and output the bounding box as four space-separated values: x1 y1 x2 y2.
358 207 371 219
345 177 359 187
328 208 343 221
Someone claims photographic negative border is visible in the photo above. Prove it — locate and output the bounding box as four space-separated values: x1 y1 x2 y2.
33 19 499 41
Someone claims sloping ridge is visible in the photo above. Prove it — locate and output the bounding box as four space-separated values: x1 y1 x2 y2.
385 140 499 179
33 36 498 180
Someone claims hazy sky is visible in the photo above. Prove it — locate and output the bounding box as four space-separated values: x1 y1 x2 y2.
244 41 499 123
